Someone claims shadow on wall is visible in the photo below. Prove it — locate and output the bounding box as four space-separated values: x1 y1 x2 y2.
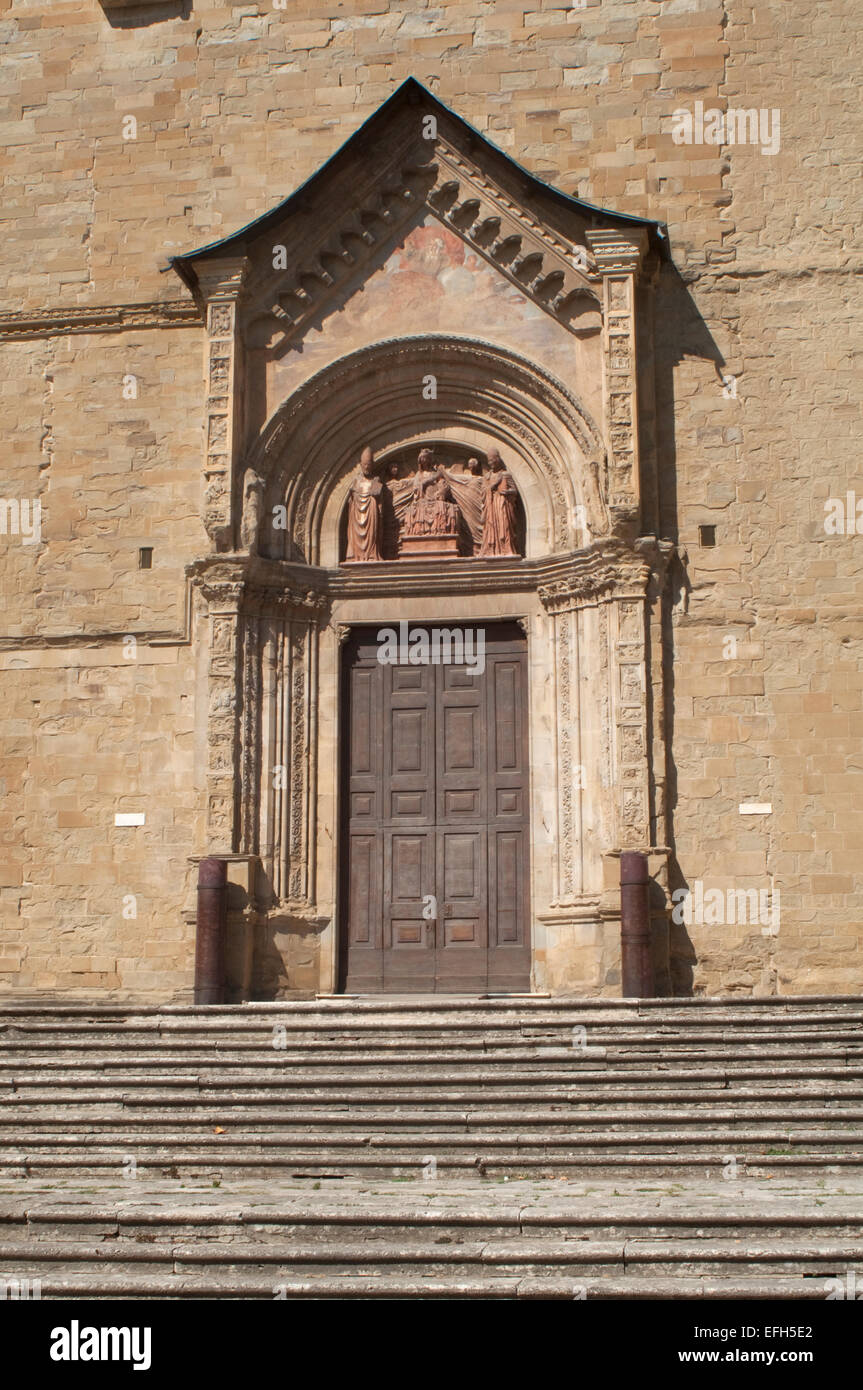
100 2 193 28
252 916 326 1000
652 261 733 997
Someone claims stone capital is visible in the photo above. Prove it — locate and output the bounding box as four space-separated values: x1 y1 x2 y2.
196 256 250 306
584 227 649 279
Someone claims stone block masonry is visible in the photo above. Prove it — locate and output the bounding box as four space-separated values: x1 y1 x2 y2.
0 0 861 998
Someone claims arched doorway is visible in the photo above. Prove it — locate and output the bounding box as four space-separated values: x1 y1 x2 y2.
193 334 670 997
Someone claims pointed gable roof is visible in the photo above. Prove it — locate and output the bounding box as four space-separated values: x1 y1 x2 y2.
171 77 668 299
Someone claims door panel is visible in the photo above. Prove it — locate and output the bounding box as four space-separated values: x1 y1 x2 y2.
341 647 385 990
340 623 530 993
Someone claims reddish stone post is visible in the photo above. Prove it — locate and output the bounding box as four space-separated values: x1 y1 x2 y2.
195 857 227 1004
620 851 654 998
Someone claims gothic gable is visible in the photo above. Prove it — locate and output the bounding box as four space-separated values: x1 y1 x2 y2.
171 78 666 352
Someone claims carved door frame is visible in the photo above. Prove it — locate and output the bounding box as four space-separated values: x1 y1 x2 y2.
188 529 672 997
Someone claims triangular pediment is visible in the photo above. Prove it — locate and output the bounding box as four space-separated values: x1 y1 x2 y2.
172 79 666 347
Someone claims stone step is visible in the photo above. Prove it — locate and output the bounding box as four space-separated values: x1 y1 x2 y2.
3 1129 862 1151
0 1269 840 1299
6 1062 863 1097
4 1153 861 1179
0 1030 852 1045
1 996 859 1014
7 1193 862 1244
4 1041 863 1063
3 1061 860 1085
0 1236 860 1278
10 1090 863 1114
6 1104 863 1127
3 1000 861 1298
5 1049 863 1070
7 1086 863 1112
4 1014 862 1032
5 1112 863 1133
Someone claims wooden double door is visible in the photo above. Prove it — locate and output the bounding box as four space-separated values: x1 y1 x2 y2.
339 622 531 993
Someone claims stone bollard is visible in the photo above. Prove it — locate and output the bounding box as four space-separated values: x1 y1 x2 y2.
195 857 227 1004
620 850 654 999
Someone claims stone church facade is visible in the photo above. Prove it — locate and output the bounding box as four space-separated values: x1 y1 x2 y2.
0 0 860 1001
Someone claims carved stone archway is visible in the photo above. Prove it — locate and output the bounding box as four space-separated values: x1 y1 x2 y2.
246 335 609 565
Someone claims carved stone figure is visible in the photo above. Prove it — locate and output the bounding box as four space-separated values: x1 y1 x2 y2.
399 449 461 557
430 471 460 534
345 445 383 562
240 468 264 553
402 449 441 536
479 447 519 557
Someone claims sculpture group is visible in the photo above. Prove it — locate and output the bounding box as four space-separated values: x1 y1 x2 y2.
344 444 521 563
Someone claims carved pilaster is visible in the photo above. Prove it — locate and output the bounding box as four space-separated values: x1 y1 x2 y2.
638 536 676 849
240 613 261 854
197 257 249 552
539 537 664 860
197 578 245 853
287 623 309 903
585 228 648 536
190 554 329 874
272 611 325 911
553 604 579 903
613 597 649 849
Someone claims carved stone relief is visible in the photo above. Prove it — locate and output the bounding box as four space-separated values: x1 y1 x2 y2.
197 259 249 552
585 228 648 534
341 441 524 562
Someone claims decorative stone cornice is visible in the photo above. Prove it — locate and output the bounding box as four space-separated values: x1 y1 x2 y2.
241 129 602 347
0 301 200 343
187 555 329 621
428 134 601 329
538 540 656 614
184 538 674 614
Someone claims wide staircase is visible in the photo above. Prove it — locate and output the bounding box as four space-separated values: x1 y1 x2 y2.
1 996 862 1298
